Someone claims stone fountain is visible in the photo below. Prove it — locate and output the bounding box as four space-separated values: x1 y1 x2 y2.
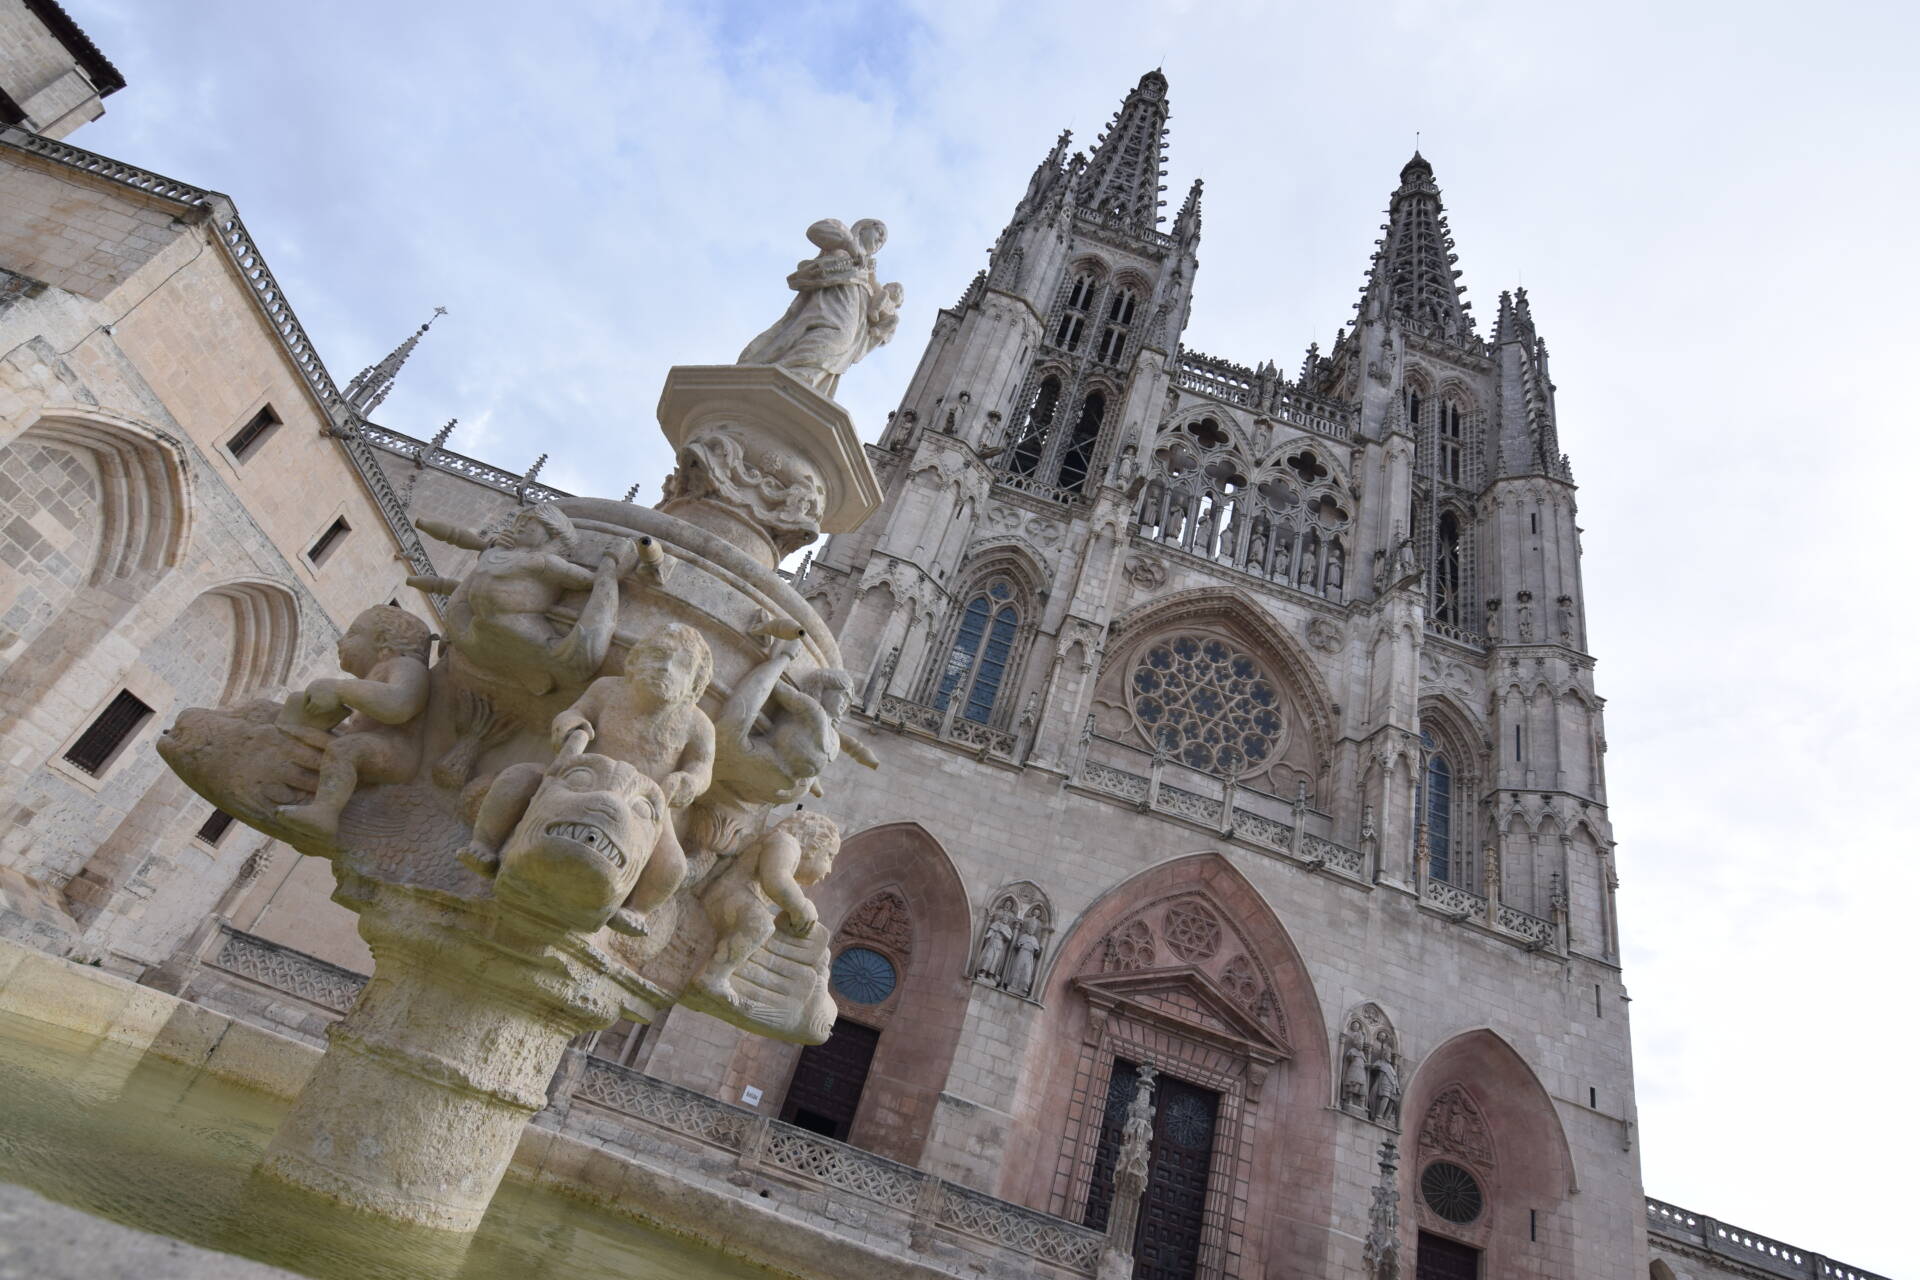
157 219 901 1231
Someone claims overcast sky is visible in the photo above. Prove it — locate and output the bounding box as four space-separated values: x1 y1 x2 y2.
70 0 1917 1271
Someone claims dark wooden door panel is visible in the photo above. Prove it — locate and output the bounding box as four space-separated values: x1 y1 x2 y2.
780 1019 880 1142
1416 1230 1481 1280
1136 1073 1217 1280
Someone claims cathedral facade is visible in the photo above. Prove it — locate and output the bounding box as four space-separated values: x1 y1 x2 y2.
0 14 1882 1278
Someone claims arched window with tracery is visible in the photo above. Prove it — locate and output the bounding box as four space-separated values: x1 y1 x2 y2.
1433 511 1462 626
1008 375 1061 477
1420 728 1455 882
1094 287 1137 364
1054 273 1097 353
1056 391 1108 495
930 577 1022 724
1439 396 1464 484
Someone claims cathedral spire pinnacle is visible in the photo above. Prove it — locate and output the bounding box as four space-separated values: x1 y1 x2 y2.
1360 152 1475 343
1075 70 1172 230
1173 176 1203 246
344 306 445 416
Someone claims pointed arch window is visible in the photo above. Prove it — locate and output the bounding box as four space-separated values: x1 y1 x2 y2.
1008 376 1061 477
934 578 1021 724
1056 391 1108 495
1055 274 1096 352
1440 398 1464 483
1407 390 1422 428
1420 728 1454 882
1434 511 1462 626
1095 288 1137 364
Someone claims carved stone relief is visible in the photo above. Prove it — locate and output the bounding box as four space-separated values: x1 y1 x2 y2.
974 880 1053 997
1418 1084 1494 1172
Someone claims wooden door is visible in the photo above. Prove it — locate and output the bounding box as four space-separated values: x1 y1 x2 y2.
779 1019 879 1142
1415 1230 1481 1280
1079 1059 1220 1280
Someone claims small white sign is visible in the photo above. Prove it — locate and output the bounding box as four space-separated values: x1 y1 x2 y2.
741 1086 764 1107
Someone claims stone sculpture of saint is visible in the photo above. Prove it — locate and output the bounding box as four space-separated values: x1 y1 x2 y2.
738 218 903 397
1006 916 1043 996
1341 1035 1369 1111
1367 1052 1402 1125
975 902 1016 982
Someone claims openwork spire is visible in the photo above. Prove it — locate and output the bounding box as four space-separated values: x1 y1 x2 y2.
1075 70 1172 230
1363 154 1475 342
345 306 445 416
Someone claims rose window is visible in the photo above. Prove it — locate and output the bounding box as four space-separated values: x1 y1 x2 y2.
1420 1161 1485 1225
1128 635 1286 776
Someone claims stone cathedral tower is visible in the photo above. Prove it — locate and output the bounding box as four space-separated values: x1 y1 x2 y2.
778 70 1638 1278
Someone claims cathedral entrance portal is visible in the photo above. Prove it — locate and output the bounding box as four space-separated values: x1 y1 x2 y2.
1084 1059 1220 1280
1415 1230 1481 1280
780 1019 879 1141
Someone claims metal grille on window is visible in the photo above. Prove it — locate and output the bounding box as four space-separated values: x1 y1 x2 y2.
1420 1161 1484 1225
63 690 153 776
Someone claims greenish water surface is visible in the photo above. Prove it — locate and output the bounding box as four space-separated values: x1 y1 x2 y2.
0 1010 773 1279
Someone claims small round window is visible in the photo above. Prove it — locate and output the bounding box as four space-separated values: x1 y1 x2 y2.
830 947 897 1004
1420 1160 1484 1225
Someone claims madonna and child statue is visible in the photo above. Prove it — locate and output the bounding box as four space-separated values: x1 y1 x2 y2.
157 219 902 1230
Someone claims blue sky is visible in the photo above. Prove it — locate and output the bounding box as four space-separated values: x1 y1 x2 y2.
69 0 1920 1271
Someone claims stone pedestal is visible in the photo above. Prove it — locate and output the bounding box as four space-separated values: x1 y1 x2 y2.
259 889 647 1230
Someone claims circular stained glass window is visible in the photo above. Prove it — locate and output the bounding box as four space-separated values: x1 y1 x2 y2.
830 947 897 1004
1420 1160 1484 1225
1127 634 1287 776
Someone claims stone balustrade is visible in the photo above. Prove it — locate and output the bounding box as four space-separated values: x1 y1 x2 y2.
575 1057 1105 1275
1646 1198 1889 1280
872 693 1020 759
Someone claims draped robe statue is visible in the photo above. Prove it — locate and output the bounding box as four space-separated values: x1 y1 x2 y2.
739 218 903 397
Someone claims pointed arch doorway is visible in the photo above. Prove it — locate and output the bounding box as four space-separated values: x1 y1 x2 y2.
1084 1058 1222 1280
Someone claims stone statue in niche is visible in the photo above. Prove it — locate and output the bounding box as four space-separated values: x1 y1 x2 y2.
1557 594 1576 643
407 505 656 695
1325 541 1345 591
737 218 903 396
690 810 840 1012
275 606 433 842
974 901 1015 982
1367 1050 1402 1126
460 620 715 939
1484 599 1501 641
1516 591 1535 642
1341 1034 1369 1112
1006 915 1043 996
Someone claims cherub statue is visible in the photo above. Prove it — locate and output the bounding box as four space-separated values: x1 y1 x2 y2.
709 616 877 812
737 218 903 397
459 621 715 938
693 810 840 1006
407 504 653 695
276 605 432 841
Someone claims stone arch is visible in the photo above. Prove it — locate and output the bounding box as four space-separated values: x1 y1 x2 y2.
1402 1029 1577 1277
1104 588 1338 777
1010 852 1335 1276
1650 1260 1680 1280
729 821 972 1165
12 411 192 584
200 579 301 704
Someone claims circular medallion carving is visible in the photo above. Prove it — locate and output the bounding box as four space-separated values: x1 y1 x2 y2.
1164 898 1222 961
1128 634 1287 776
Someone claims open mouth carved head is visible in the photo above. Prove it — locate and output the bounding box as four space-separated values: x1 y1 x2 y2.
541 819 627 869
495 752 664 930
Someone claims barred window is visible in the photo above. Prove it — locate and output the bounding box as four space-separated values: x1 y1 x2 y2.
64 689 153 776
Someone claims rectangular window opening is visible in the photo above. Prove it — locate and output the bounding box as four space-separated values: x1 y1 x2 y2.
1594 983 1603 1018
1513 726 1522 761
1589 1086 1598 1109
63 689 154 777
1530 511 1540 534
195 809 236 846
227 404 281 460
307 516 351 566
1530 1209 1538 1242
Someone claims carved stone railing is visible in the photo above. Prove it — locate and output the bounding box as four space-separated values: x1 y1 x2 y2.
1158 782 1224 825
1072 206 1175 251
992 470 1079 507
1080 759 1150 803
358 423 568 504
1420 876 1486 918
576 1057 1102 1274
873 693 1017 758
1495 903 1555 948
1230 808 1294 851
1173 348 1257 405
3 126 211 204
206 923 367 1013
1424 618 1484 648
1301 833 1367 878
1645 1198 1889 1280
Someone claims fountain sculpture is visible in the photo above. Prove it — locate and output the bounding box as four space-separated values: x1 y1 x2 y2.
157 220 901 1231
